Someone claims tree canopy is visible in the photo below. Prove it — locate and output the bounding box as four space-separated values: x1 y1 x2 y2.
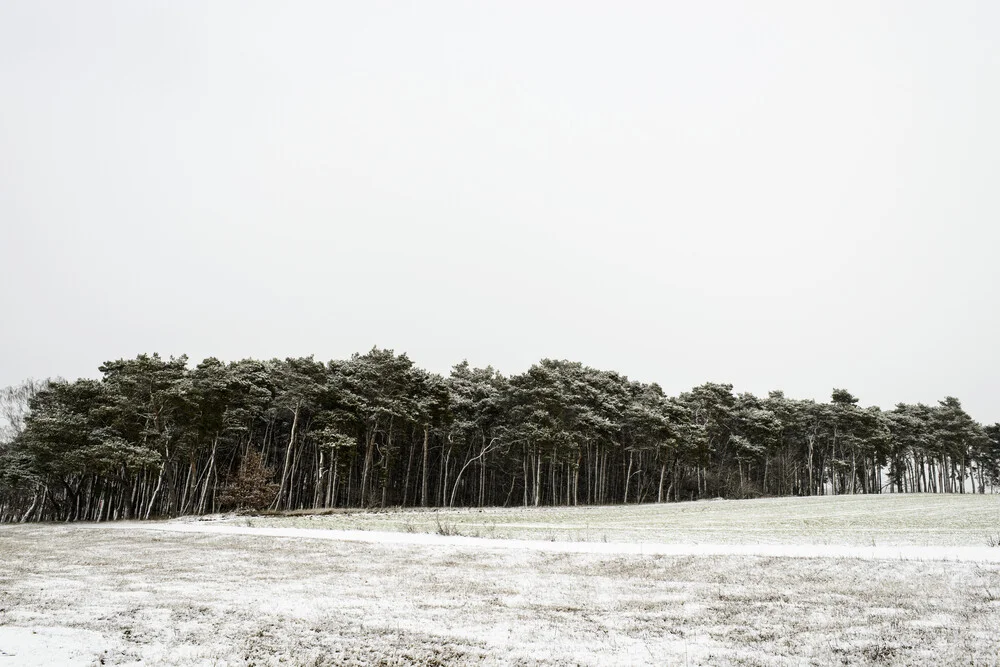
1 350 996 522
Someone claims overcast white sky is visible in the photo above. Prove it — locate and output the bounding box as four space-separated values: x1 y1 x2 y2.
1 1 998 422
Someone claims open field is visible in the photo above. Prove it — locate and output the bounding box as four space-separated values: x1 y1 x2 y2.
1 495 999 665
223 493 1000 547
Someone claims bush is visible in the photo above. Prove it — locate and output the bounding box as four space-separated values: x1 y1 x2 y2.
217 451 279 512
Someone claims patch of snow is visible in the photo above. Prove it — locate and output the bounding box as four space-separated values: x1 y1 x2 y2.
0 627 107 666
135 523 1000 562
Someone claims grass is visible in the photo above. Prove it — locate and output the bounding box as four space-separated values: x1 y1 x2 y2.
234 493 1000 547
433 515 460 536
1 494 999 665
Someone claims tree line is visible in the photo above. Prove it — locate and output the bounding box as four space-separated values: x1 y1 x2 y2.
1 349 997 522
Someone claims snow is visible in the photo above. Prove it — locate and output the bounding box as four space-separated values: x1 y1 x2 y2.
137 521 1000 562
0 627 107 666
204 493 1000 547
4 495 1000 665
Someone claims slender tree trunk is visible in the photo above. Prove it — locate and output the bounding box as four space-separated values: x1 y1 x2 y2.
286 432 302 510
552 462 558 506
145 447 170 520
275 403 301 509
328 448 339 507
314 450 325 509
421 425 430 507
179 459 195 514
624 451 634 504
19 490 39 523
381 424 393 509
850 449 856 495
197 437 218 515
534 449 542 507
807 434 815 496
360 422 377 507
522 450 529 507
573 453 581 506
402 434 415 508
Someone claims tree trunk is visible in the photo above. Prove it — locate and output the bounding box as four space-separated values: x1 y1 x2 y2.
144 447 170 520
275 403 301 509
402 433 416 508
421 425 430 507
807 434 815 496
624 451 634 504
360 421 377 507
19 490 39 523
197 436 218 515
534 450 542 507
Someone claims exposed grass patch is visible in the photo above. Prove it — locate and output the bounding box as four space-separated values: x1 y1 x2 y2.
434 515 461 536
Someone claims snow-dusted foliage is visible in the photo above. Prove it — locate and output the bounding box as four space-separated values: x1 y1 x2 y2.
2 352 998 523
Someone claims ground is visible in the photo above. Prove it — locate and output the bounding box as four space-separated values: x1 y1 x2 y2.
1 494 999 665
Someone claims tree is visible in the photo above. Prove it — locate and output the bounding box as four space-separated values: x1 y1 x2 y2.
729 393 780 497
218 450 279 512
17 379 158 521
3 348 995 523
446 362 506 507
332 348 422 507
0 379 50 521
414 370 451 507
269 357 327 510
932 397 987 494
887 404 934 493
677 383 737 497
0 379 49 444
981 424 1000 492
99 353 191 518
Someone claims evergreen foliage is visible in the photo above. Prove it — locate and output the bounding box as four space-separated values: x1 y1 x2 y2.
0 349 997 522
217 451 279 512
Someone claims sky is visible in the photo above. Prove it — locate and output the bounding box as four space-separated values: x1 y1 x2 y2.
1 1 998 422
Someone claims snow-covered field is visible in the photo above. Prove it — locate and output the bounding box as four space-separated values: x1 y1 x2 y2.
1 495 999 665
228 492 1000 547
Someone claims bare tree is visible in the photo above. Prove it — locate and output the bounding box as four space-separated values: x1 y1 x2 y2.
0 378 50 444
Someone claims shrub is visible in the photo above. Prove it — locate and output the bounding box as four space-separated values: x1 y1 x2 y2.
217 451 279 512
